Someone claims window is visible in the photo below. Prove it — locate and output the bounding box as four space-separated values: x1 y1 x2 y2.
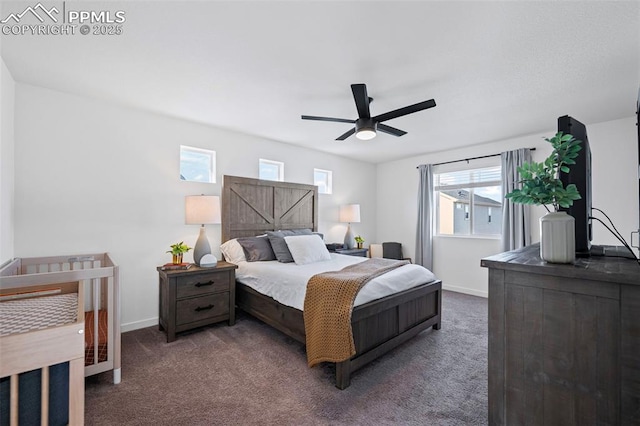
435 166 502 236
180 145 216 183
314 168 332 194
259 159 284 181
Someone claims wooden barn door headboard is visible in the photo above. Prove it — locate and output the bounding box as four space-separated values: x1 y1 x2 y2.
221 175 318 242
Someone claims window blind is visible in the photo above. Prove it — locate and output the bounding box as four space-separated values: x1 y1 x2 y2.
435 166 501 190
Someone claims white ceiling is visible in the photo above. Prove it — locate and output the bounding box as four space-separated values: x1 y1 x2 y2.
2 1 639 163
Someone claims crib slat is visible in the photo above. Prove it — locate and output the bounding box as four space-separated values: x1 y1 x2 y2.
41 366 49 426
68 358 85 425
111 262 121 384
93 279 99 366
107 278 114 363
10 374 18 426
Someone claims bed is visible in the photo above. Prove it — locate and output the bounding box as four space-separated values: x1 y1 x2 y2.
222 175 442 389
0 253 121 384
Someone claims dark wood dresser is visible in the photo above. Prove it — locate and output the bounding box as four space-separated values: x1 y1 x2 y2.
481 244 640 425
157 262 237 342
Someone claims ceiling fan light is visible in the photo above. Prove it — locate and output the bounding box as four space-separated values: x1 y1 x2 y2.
356 129 377 140
355 118 377 140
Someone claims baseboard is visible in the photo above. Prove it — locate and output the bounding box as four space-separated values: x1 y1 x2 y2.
121 317 158 333
442 284 487 298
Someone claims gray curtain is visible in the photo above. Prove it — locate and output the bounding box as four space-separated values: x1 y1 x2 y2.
415 164 435 270
501 148 532 252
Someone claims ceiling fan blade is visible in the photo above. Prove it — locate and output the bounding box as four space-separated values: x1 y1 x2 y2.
336 128 356 141
301 115 355 124
377 123 407 137
351 84 371 119
373 99 436 123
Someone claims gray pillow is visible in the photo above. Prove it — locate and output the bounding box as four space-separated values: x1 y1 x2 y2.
237 236 276 262
267 229 313 263
266 231 292 263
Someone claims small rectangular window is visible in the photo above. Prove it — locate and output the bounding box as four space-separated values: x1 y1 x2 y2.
259 159 284 181
180 146 216 183
314 168 332 194
435 166 502 236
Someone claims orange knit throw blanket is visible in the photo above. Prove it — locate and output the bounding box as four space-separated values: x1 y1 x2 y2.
303 258 409 367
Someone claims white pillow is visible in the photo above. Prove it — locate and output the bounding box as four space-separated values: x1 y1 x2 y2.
220 239 246 264
284 235 331 265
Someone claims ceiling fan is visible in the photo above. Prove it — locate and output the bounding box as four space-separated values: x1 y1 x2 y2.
301 83 436 141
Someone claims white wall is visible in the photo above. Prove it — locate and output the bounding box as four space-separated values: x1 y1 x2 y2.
13 83 376 331
587 117 639 246
377 116 638 297
0 57 15 262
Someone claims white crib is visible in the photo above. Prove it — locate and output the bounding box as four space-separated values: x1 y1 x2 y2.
0 253 121 383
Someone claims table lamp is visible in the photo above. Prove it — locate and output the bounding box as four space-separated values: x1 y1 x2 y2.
339 204 360 249
185 195 221 266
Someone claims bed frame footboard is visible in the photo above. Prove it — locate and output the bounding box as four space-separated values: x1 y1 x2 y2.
335 280 442 389
236 279 442 389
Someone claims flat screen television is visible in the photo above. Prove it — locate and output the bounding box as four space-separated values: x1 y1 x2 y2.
558 115 592 256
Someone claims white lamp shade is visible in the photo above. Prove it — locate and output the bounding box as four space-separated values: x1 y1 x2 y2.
185 195 221 225
339 204 361 223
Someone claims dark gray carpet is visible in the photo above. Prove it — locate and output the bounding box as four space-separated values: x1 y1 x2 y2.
85 291 488 425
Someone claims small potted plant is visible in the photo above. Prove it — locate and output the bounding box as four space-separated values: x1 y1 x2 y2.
355 235 365 249
505 132 582 263
167 241 192 264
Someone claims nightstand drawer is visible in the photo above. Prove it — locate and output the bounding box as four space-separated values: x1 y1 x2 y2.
176 292 230 326
176 272 230 298
336 248 368 257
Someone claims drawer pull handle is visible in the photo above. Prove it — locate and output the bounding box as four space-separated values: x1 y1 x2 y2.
195 280 215 287
195 304 214 312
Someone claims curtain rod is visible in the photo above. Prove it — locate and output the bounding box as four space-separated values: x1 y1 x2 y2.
416 148 536 168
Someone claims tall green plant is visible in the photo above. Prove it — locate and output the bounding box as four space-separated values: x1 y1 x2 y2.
505 132 582 212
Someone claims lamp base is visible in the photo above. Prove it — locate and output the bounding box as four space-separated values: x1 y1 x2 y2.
193 226 211 266
344 223 355 249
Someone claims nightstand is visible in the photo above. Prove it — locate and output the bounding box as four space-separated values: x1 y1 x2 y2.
335 248 369 257
157 262 238 342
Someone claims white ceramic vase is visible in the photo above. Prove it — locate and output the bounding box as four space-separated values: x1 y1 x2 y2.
539 211 575 263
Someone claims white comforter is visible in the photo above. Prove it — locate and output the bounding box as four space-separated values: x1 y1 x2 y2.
235 253 436 310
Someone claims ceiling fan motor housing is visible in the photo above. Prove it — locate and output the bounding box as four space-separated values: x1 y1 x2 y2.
355 118 377 140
